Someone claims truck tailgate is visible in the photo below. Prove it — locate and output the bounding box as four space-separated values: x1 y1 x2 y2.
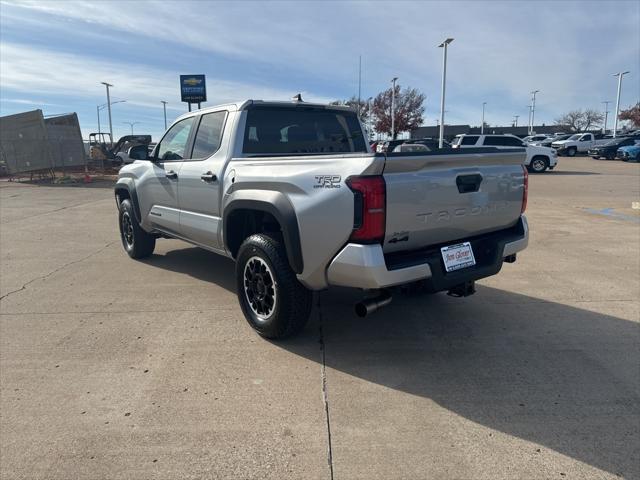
382 149 526 253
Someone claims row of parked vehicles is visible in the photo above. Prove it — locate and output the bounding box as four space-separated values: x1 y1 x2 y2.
525 131 640 161
374 134 557 173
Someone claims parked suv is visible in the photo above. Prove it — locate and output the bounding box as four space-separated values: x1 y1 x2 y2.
452 134 557 173
115 100 529 339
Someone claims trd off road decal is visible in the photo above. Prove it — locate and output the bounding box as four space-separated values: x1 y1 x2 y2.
314 175 341 189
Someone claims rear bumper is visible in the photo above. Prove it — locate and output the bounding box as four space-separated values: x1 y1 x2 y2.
327 215 529 290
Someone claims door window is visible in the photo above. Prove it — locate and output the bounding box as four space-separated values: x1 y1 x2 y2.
191 111 227 159
156 117 195 161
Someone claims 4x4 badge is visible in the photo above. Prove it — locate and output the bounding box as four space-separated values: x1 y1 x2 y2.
314 175 341 189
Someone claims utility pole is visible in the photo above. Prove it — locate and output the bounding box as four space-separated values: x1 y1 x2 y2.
101 82 114 145
367 96 373 140
390 77 398 139
438 38 453 148
481 102 487 134
161 101 168 130
357 55 362 119
96 106 101 134
530 90 540 134
613 71 629 138
514 115 519 127
123 121 141 135
602 100 611 134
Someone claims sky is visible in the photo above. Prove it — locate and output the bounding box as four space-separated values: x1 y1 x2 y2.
1 0 638 140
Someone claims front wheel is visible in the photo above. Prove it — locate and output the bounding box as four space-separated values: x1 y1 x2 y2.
118 199 155 259
567 147 577 157
528 156 548 173
236 234 312 339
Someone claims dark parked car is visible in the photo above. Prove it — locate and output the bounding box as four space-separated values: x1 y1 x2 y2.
588 136 640 160
409 137 451 150
536 134 572 147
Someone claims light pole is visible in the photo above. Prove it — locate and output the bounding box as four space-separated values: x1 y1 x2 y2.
161 100 168 130
612 71 629 138
481 102 487 134
123 121 141 135
390 77 398 139
526 105 533 133
438 38 453 148
529 90 540 134
514 115 519 127
357 55 362 120
367 96 373 140
97 100 126 137
101 82 114 145
602 100 611 134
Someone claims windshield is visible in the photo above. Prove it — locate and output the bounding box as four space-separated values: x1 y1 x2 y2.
567 134 582 141
243 106 367 155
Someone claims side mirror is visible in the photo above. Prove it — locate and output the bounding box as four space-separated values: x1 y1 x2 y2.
128 144 149 161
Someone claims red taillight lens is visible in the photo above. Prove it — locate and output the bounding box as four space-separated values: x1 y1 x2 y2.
521 165 528 213
346 175 386 243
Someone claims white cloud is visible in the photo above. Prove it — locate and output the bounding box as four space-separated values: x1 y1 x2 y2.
0 42 333 108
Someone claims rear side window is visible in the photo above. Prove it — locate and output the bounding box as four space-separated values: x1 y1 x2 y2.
243 106 367 154
460 135 479 146
191 111 227 159
484 136 523 147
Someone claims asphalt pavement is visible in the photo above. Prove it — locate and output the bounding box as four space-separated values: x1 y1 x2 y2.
1 156 638 479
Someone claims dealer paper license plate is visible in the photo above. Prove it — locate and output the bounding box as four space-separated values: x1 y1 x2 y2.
441 242 476 272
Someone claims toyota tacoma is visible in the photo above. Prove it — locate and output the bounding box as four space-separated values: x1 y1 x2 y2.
115 99 529 338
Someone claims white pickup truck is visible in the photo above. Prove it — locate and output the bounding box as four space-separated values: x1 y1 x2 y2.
551 133 609 156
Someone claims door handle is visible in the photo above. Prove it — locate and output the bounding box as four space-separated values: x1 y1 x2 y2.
200 171 217 183
165 170 178 179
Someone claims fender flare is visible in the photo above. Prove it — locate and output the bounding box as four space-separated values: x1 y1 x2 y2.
223 191 304 274
114 178 142 224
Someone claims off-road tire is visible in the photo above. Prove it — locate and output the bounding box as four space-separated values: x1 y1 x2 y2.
118 199 155 259
528 156 548 173
236 233 312 339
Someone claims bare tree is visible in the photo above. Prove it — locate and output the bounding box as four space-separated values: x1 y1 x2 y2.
618 102 640 128
372 85 425 139
330 97 370 123
555 109 604 132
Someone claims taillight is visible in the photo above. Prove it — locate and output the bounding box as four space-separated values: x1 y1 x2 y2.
521 165 528 213
346 175 386 243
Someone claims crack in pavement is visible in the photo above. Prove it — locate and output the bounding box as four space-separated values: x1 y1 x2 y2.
0 241 116 302
2 198 111 225
318 296 335 480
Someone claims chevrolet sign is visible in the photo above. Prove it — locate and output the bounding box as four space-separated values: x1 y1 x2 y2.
180 74 207 103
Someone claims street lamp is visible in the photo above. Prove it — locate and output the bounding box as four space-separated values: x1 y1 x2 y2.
530 90 540 135
97 100 126 135
481 102 487 134
438 38 453 148
602 100 611 134
612 71 629 138
160 100 168 130
526 105 533 133
390 77 398 140
101 82 114 146
367 96 373 140
123 121 141 135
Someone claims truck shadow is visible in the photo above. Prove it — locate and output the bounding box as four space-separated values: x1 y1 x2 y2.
143 246 638 477
281 286 640 478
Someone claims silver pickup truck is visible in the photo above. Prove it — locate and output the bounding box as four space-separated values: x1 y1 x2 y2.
115 99 529 338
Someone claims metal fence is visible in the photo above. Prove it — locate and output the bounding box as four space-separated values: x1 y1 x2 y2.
0 110 85 176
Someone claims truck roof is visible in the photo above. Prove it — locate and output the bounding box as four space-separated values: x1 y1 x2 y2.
174 99 355 123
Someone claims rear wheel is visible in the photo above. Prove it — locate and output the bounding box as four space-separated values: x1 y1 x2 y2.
118 199 155 259
528 156 548 173
236 233 312 339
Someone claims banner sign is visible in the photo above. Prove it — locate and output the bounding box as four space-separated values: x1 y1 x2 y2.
180 74 207 103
